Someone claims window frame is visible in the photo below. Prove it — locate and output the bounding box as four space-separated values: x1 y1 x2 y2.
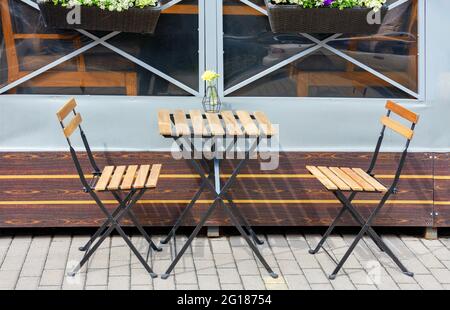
216 0 426 101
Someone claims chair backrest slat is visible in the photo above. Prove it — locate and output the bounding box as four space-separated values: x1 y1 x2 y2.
381 116 414 140
63 113 82 138
386 100 419 124
57 98 77 121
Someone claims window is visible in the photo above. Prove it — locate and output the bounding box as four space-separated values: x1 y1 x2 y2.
0 0 423 99
0 0 200 96
221 0 421 99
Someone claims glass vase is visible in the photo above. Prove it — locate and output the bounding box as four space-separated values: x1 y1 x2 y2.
202 82 221 113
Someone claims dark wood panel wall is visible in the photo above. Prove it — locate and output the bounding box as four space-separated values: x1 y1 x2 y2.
0 151 444 228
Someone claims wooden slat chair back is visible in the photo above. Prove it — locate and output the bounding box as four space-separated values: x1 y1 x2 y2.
1 0 137 95
306 100 419 280
56 98 162 278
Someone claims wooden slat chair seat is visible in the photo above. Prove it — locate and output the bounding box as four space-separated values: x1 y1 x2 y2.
95 164 161 191
157 109 277 138
306 166 387 193
306 100 419 281
57 98 161 278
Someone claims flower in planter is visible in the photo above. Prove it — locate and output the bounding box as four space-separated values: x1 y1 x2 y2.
44 0 158 11
271 0 386 11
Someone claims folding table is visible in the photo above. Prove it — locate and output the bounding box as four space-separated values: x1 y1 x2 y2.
157 109 279 279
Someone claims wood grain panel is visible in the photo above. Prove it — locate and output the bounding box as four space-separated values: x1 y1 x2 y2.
0 152 435 228
433 153 450 227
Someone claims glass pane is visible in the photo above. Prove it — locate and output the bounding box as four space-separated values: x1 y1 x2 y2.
110 0 199 95
223 0 419 98
328 0 418 93
231 48 413 98
223 0 315 90
0 0 199 96
0 0 93 94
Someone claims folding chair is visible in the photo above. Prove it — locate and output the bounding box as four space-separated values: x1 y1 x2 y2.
307 100 419 280
57 98 162 278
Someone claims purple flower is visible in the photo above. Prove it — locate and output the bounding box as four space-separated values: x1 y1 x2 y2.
323 0 335 6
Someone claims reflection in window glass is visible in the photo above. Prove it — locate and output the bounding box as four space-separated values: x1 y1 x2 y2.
0 0 199 96
223 0 418 98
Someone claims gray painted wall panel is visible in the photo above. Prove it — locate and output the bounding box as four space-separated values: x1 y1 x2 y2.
0 0 449 152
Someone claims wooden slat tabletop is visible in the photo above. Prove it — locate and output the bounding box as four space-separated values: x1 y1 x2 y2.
157 109 275 138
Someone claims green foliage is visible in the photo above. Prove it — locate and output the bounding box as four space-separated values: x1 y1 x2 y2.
46 0 158 11
271 0 386 11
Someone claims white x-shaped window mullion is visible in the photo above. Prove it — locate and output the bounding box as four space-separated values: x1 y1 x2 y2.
0 0 198 96
226 0 419 98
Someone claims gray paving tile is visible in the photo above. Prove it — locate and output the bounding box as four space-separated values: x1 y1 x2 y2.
4 233 450 291
213 253 236 269
175 269 198 284
40 269 65 287
15 276 40 290
221 283 244 290
198 274 220 290
194 259 217 275
20 237 51 277
284 274 311 290
176 284 200 290
303 268 329 284
355 284 378 290
131 268 154 286
236 259 260 276
86 268 108 286
430 268 450 284
277 259 302 275
331 275 356 290
217 268 241 284
154 276 175 290
415 274 444 290
0 237 31 271
0 269 20 289
241 275 265 290
85 285 107 290
108 276 130 290
44 238 71 270
398 283 422 290
210 238 232 254
131 285 153 290
310 283 333 290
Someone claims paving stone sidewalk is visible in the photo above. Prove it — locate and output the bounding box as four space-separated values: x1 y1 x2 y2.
1 233 449 290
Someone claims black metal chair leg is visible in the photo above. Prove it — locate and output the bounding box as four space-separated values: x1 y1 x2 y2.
160 180 207 245
224 193 264 245
329 227 367 280
127 209 162 252
79 218 113 252
221 201 278 279
79 191 135 252
309 205 347 255
335 191 386 253
68 220 118 276
161 202 219 279
364 230 414 277
114 225 157 278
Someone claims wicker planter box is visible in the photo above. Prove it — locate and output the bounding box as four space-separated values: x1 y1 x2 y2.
37 1 161 34
265 0 387 34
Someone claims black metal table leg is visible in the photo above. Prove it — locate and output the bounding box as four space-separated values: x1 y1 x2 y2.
224 193 264 245
161 201 219 279
160 136 276 279
160 178 208 245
